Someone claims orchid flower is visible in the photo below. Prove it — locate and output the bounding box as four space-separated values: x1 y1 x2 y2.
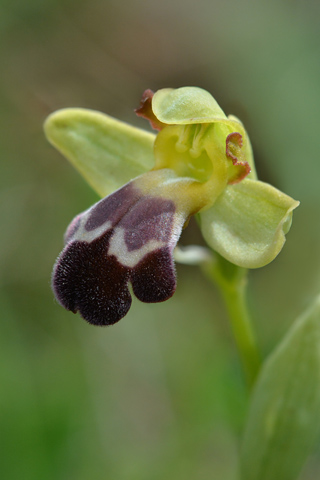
45 87 299 326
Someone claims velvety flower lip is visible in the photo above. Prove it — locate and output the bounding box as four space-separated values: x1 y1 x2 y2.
52 170 189 326
45 86 299 326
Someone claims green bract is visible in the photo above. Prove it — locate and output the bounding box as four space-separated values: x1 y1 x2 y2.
44 87 299 269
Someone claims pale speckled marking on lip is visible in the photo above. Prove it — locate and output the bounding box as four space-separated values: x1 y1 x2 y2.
108 227 166 268
65 207 113 244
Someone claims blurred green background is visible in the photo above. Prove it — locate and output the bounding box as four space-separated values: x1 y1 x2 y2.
1 1 320 479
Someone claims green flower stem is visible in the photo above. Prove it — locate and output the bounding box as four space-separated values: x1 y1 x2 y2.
219 277 261 388
203 254 261 388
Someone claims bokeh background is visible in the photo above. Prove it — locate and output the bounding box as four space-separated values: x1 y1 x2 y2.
1 1 320 479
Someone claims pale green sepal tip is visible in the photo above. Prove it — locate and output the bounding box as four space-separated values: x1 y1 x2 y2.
200 178 299 268
152 87 227 124
44 108 155 198
240 295 320 480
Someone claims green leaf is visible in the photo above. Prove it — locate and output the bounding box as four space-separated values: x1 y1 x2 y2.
240 296 320 480
44 108 155 197
152 87 227 124
199 178 299 268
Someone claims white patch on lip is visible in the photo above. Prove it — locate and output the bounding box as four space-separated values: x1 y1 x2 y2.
108 227 165 268
67 207 113 243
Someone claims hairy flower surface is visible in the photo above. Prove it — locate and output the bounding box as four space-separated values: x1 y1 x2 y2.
45 87 299 326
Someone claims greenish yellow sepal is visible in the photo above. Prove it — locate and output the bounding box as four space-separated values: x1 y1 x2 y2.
152 87 227 124
240 295 320 480
200 178 299 268
44 108 155 198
